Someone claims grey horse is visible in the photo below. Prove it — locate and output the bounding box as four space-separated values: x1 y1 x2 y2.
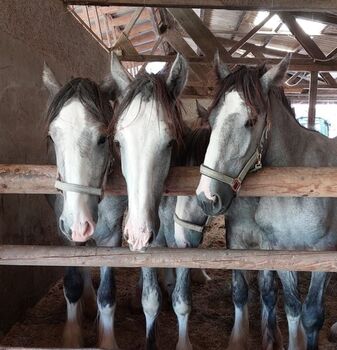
196 53 336 350
43 59 128 349
43 55 210 350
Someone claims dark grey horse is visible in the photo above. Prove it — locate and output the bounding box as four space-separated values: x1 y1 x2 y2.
196 54 336 350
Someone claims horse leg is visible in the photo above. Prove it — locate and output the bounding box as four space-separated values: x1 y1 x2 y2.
142 267 161 350
173 267 192 350
302 272 330 350
81 268 97 319
226 270 249 350
63 267 84 347
277 271 306 350
97 266 119 350
258 270 283 350
163 268 176 297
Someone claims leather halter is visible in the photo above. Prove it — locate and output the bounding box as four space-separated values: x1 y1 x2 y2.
174 213 211 233
54 158 112 199
200 123 269 193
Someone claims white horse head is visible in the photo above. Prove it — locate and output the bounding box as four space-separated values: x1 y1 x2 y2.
43 54 130 242
114 54 188 251
196 53 290 215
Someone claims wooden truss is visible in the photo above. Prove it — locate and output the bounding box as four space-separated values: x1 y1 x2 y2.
66 3 337 127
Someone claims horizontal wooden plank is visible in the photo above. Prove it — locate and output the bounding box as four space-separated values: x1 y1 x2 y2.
63 0 337 11
2 245 337 272
2 165 337 197
116 54 337 72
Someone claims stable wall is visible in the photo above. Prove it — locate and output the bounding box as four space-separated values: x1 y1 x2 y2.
0 0 109 335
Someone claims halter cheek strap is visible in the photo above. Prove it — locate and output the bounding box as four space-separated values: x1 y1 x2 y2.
200 124 269 193
174 213 211 233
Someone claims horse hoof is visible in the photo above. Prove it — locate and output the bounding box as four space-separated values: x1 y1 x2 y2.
328 322 337 342
98 337 121 350
226 342 248 350
63 321 83 348
176 341 193 350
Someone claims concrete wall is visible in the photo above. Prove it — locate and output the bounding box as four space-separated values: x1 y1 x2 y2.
0 0 109 335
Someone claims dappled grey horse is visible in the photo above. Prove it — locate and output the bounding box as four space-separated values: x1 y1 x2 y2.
43 59 128 349
196 53 337 350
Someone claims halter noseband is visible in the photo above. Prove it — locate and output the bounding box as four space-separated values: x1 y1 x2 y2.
54 158 112 199
200 122 269 194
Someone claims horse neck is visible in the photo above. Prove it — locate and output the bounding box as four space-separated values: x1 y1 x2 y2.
264 93 317 166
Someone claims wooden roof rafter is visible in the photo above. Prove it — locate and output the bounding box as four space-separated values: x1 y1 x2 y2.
64 1 337 11
279 13 337 87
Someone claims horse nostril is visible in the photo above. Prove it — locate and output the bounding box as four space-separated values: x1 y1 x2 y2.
213 193 223 211
59 217 66 234
148 231 155 245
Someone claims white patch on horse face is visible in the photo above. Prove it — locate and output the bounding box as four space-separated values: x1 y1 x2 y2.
49 98 108 241
196 91 250 198
115 95 172 251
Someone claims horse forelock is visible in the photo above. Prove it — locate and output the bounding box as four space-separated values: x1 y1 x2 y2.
110 72 187 149
46 77 114 131
209 65 269 124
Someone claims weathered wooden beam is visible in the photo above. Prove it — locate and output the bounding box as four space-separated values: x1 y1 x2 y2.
290 11 337 26
116 54 337 71
167 8 230 59
108 9 149 27
4 165 337 197
279 13 337 86
112 7 143 54
163 28 209 82
3 245 337 272
228 12 274 55
63 0 337 11
308 71 318 129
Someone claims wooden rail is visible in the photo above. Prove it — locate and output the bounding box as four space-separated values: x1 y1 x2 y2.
63 0 337 11
1 245 337 272
2 164 337 197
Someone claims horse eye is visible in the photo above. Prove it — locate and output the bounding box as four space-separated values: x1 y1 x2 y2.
98 136 107 145
114 140 120 148
245 119 256 128
167 140 174 148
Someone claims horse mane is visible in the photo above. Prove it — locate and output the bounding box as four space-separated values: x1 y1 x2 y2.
110 71 186 149
184 126 211 166
46 77 114 129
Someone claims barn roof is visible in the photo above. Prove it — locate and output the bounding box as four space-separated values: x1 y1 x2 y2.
67 5 337 103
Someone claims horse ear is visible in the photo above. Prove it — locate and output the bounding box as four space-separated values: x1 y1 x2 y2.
42 63 61 97
260 53 291 93
196 100 208 125
166 54 188 99
111 52 131 92
214 50 230 81
100 52 132 101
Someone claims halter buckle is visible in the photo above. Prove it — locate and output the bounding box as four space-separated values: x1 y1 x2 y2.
232 178 242 193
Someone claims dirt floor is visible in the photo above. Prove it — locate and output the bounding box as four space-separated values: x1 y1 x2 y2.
2 217 337 349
